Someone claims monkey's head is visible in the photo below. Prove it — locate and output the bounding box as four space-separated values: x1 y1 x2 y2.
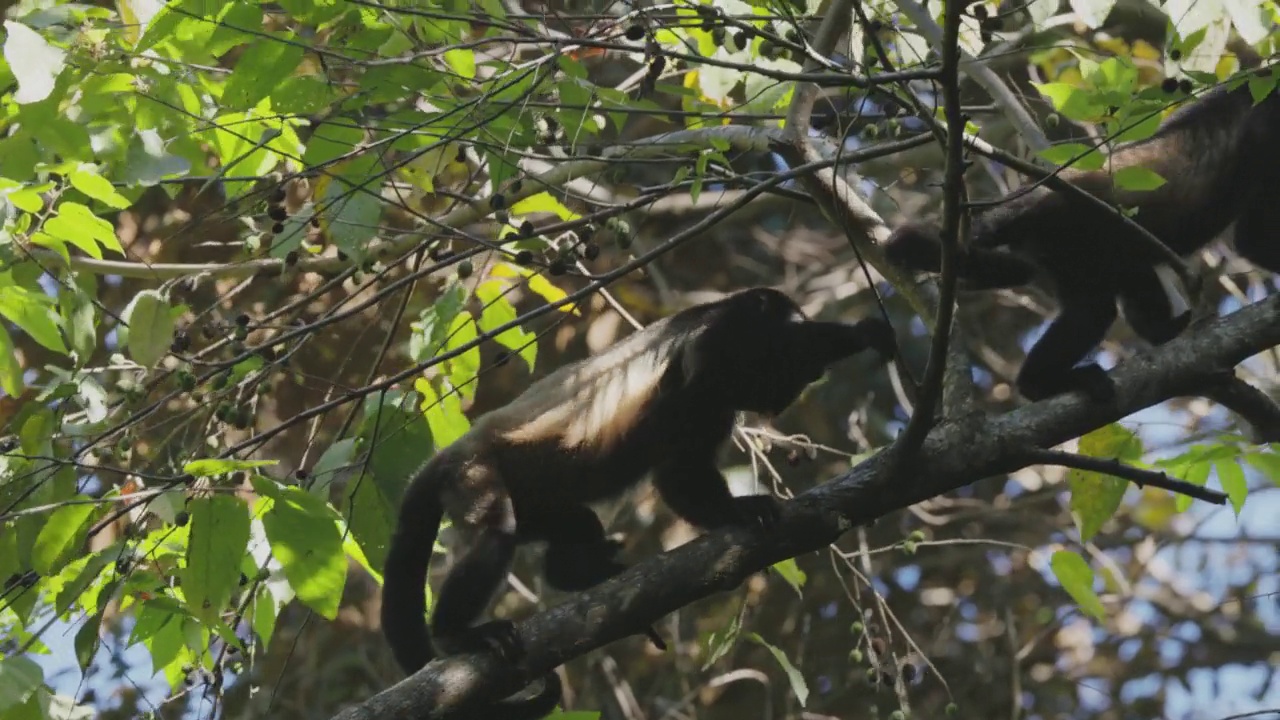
680 288 893 416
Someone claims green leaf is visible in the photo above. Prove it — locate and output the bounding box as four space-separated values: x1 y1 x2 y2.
73 611 103 671
416 377 470 449
44 202 124 257
67 167 131 209
0 282 67 354
253 480 347 620
183 458 276 477
746 633 809 706
1031 82 1104 122
184 495 251 622
770 558 807 597
122 290 174 367
444 311 480 401
59 280 98 361
510 192 582 223
1244 451 1280 486
31 500 97 576
1172 459 1210 513
1049 549 1105 620
1068 424 1141 541
0 323 23 396
443 48 476 80
1214 460 1247 515
3 20 66 105
701 610 742 671
0 655 44 713
222 38 304 110
1112 166 1166 191
474 280 537 371
1037 142 1105 171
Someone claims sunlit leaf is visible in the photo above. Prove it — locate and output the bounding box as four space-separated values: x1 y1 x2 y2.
184 495 251 623
253 479 347 620
3 22 66 104
32 501 97 576
1049 549 1105 620
747 633 810 706
122 290 174 367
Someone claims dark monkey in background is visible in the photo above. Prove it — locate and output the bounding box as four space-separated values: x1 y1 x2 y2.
885 69 1280 402
381 287 895 719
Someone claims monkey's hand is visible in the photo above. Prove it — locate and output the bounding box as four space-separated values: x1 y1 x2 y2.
884 224 943 273
730 494 782 530
855 318 897 361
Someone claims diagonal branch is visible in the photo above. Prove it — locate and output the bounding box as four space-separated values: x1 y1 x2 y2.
331 290 1280 720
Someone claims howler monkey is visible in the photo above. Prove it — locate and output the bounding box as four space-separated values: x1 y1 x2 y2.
381 287 895 719
885 69 1280 402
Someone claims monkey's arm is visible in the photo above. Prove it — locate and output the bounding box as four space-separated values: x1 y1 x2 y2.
884 224 1038 290
651 449 780 530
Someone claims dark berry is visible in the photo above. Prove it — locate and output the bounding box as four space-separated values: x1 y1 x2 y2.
175 511 190 527
285 250 298 266
1169 48 1182 61
1161 77 1179 93
1178 78 1193 94
171 331 191 353
582 243 600 260
267 205 288 221
491 193 507 210
624 24 645 41
514 250 534 265
971 4 988 19
268 186 286 204
520 220 535 237
235 313 250 327
548 259 567 275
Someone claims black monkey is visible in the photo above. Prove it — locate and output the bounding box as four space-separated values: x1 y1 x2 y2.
885 69 1280 402
380 287 895 719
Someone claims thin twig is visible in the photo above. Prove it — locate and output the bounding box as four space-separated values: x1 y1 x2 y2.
1022 448 1228 505
895 0 966 455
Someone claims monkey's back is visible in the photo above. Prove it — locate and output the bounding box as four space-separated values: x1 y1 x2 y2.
972 78 1280 287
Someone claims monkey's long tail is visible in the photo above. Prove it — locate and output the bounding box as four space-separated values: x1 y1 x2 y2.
380 458 563 720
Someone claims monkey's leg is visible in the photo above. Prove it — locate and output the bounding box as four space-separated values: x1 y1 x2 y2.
431 525 521 658
528 505 626 592
522 506 666 650
653 454 781 531
1118 266 1191 345
1017 287 1118 402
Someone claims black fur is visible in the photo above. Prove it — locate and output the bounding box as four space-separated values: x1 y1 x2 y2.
380 287 894 719
885 71 1280 402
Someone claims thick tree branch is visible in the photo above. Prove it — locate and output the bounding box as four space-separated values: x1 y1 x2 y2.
331 293 1280 720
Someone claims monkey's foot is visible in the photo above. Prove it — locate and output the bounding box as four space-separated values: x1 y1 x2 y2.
1019 364 1115 403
